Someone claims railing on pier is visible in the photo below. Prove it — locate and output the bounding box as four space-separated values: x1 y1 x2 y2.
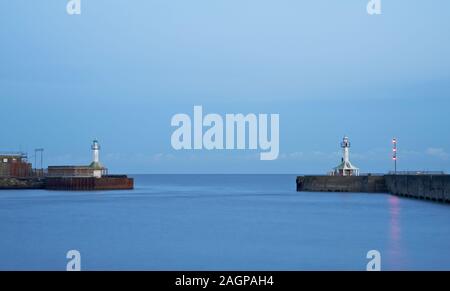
388 171 446 175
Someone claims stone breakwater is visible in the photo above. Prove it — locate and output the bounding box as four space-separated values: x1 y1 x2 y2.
297 174 450 203
296 175 387 193
0 178 45 189
0 175 133 191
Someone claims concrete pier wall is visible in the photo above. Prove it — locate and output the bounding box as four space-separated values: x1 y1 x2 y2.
45 176 134 191
297 174 450 203
1 176 133 191
296 175 387 193
385 174 450 203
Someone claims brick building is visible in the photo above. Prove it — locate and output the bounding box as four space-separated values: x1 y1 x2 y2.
0 153 33 178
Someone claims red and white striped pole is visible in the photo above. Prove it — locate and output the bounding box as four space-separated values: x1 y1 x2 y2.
392 138 397 174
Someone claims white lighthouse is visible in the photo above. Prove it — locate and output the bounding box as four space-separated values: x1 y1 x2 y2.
331 136 360 176
90 139 104 178
92 140 100 163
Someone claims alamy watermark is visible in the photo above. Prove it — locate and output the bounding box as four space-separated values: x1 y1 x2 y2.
367 0 382 15
66 249 81 271
63 248 379 270
366 250 381 271
171 106 279 160
67 0 81 15
66 1 381 16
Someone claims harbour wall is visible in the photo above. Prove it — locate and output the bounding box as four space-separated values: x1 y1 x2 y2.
45 175 134 191
297 174 450 203
385 174 450 203
296 175 387 193
0 177 45 189
1 176 133 191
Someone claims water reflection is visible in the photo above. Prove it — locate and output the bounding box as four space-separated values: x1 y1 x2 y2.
387 195 406 269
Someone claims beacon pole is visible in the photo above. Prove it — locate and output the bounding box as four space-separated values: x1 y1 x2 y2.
392 138 397 174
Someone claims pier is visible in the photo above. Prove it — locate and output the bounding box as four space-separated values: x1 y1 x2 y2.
296 136 450 203
296 175 387 193
0 177 45 189
385 174 450 203
0 140 133 191
297 174 450 203
45 175 133 191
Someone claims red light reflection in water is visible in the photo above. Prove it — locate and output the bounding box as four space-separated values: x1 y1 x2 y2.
387 195 407 269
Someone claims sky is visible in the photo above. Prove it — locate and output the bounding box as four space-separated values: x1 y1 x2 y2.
1 0 449 174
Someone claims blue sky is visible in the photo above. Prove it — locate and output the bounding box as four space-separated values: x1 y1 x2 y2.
1 1 449 173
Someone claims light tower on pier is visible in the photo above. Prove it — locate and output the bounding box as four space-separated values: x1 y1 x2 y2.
342 136 351 165
332 136 360 176
90 139 105 178
92 140 100 164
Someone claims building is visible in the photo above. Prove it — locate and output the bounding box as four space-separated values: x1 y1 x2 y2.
47 140 108 178
330 136 360 176
0 153 33 178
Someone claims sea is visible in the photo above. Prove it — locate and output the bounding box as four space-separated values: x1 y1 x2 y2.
0 174 449 270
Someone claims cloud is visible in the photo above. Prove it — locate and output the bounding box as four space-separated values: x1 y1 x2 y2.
426 148 449 160
152 153 176 161
279 151 341 161
279 152 304 160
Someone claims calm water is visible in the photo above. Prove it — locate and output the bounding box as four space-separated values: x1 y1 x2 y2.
0 174 449 270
